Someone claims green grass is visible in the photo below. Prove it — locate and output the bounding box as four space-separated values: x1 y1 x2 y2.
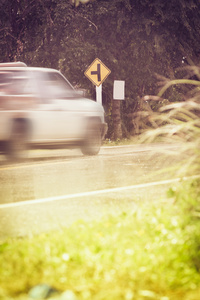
103 135 155 146
0 180 200 300
103 134 167 147
103 137 137 146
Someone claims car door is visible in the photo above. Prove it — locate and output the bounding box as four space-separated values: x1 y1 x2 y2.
30 70 84 142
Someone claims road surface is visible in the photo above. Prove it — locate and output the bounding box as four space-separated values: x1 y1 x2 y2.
0 143 181 239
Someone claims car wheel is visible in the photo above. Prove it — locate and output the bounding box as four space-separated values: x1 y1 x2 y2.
6 120 29 161
81 122 102 156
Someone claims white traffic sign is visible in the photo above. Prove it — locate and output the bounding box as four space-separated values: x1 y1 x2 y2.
113 80 125 100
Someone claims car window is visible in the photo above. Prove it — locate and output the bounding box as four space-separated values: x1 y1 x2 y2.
0 70 34 96
34 71 78 100
0 71 10 95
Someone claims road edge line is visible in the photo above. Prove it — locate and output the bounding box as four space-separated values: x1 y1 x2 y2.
0 175 199 209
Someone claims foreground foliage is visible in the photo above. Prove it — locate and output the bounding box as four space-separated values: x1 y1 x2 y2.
0 179 200 300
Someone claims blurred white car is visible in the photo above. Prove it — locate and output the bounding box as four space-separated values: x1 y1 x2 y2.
0 62 107 159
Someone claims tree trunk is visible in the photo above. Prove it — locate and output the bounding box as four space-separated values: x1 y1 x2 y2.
112 99 122 140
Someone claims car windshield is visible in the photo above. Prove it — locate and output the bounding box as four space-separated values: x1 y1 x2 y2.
34 71 80 99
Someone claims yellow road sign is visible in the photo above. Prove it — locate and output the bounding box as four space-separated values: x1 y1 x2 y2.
84 58 111 86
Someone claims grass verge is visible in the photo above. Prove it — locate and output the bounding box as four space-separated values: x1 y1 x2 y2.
0 180 200 300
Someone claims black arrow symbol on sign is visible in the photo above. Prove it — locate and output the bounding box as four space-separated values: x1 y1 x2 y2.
91 63 101 81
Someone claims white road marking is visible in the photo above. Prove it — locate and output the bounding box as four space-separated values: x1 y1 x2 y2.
0 175 199 209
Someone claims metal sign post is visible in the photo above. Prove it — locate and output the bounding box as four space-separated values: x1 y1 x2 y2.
96 84 102 105
112 80 125 140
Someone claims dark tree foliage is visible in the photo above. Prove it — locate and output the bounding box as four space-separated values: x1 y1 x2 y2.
1 0 200 137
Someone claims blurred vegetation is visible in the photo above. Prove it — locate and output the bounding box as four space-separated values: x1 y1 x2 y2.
141 66 200 178
0 178 200 300
1 0 200 138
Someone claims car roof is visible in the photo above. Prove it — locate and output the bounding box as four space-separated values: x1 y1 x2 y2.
0 62 59 73
0 62 27 67
0 67 60 73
